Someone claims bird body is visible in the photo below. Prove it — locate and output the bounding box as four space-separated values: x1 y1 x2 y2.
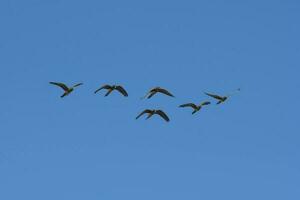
204 89 240 104
179 101 210 114
50 82 83 98
94 84 128 97
142 87 174 99
204 92 228 104
136 109 170 122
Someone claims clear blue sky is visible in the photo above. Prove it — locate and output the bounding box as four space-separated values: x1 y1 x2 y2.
0 0 299 199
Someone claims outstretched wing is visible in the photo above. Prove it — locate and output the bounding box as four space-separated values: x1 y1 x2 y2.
156 88 174 97
105 89 113 96
136 109 152 120
140 91 150 99
200 101 211 106
204 92 223 100
94 85 112 94
155 110 170 122
192 110 198 114
116 86 128 97
73 83 83 88
49 82 69 92
179 103 197 109
147 91 156 99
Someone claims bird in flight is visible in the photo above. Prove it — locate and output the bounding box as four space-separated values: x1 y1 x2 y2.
205 89 240 104
49 82 83 98
141 87 174 99
94 84 128 97
179 101 211 114
136 109 170 122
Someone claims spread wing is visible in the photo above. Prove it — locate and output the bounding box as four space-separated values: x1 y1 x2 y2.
179 103 198 109
105 89 113 96
204 92 223 100
94 85 112 94
136 109 152 120
147 91 156 99
155 110 170 122
156 88 174 97
200 101 211 106
49 82 69 92
116 86 128 97
73 83 83 88
192 110 198 114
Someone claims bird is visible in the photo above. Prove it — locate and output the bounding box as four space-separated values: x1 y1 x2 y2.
136 109 170 122
141 87 174 99
204 92 227 104
179 101 211 114
204 89 240 104
49 82 83 98
94 84 128 97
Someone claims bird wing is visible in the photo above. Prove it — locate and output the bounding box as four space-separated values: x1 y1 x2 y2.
155 110 170 122
115 86 128 97
105 89 113 96
156 88 174 97
147 91 156 99
204 92 223 100
140 91 150 99
216 100 223 105
179 103 197 109
49 82 69 91
136 109 152 119
200 101 211 106
192 110 198 114
73 83 83 88
94 85 112 94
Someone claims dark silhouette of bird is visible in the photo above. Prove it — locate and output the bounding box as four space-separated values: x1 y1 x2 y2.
141 87 174 99
205 89 240 104
136 109 170 122
94 84 128 97
204 92 227 104
179 101 211 114
50 82 83 98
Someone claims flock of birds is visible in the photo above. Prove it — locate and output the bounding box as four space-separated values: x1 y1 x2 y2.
50 82 240 122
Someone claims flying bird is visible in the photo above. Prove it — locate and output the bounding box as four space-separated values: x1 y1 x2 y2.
204 92 227 104
49 82 83 98
94 84 128 97
179 101 211 114
205 89 240 104
136 109 170 122
141 87 174 99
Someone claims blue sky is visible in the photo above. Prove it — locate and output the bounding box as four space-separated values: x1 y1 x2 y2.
0 0 299 199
